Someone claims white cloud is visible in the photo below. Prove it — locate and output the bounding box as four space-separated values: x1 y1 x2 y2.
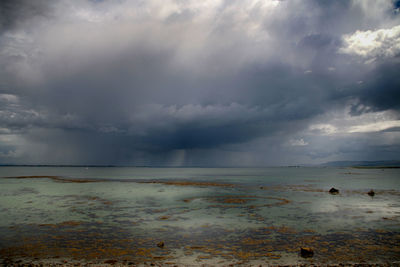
308 107 400 136
339 25 400 62
290 138 308 146
309 124 338 135
348 120 400 133
0 94 19 103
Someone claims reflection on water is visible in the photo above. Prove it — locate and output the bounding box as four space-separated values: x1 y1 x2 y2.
0 167 399 265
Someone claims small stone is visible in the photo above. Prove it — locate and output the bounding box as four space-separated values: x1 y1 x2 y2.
104 259 118 264
329 187 339 194
367 190 375 197
157 241 165 248
300 247 314 258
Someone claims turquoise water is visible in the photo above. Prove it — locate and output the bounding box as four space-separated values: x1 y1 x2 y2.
0 167 399 265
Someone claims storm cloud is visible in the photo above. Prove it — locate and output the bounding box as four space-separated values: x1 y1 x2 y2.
0 0 399 166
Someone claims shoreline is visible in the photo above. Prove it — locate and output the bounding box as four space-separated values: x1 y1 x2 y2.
2 257 400 267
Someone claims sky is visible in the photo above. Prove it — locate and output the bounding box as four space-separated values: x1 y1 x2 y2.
0 0 400 166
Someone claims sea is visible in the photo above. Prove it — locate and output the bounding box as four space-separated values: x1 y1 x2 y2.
0 166 399 266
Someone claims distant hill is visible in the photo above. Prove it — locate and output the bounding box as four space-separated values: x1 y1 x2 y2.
320 160 400 167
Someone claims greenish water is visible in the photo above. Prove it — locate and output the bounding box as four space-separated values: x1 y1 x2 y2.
0 167 399 265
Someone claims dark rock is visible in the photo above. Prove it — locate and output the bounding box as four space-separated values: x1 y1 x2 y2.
157 241 165 248
300 247 314 258
367 190 375 197
104 259 118 264
329 187 339 194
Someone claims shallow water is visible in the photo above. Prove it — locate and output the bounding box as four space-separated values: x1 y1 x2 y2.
0 166 399 265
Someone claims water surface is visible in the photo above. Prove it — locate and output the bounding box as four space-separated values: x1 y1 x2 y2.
0 167 399 265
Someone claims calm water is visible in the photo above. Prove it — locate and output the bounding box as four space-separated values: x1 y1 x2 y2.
0 167 399 265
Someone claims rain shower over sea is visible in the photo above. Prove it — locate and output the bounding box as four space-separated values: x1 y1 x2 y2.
0 166 399 265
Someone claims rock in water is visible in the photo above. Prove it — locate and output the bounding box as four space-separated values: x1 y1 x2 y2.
157 241 164 248
329 187 339 194
367 189 375 197
300 247 314 258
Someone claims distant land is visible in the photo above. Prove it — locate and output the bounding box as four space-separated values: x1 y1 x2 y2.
0 161 400 168
320 160 400 168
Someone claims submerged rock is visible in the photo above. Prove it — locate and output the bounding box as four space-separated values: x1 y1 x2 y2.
300 247 314 258
367 190 375 197
329 187 339 194
157 241 165 248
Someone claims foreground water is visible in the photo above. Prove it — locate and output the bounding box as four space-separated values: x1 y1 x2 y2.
0 166 399 266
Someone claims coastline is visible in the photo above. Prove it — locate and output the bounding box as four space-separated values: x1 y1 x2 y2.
3 257 400 267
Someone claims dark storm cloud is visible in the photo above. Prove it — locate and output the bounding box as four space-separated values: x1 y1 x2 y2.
1 0 400 165
0 0 52 31
355 61 400 112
